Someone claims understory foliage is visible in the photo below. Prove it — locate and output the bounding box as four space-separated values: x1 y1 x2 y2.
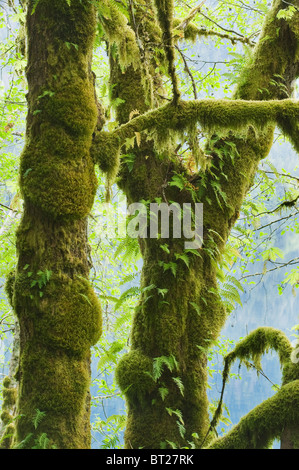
0 0 299 449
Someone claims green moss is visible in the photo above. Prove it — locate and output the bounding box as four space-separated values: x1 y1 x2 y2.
15 345 92 448
282 361 299 385
20 83 98 218
225 327 292 370
99 0 140 69
1 410 13 425
234 1 299 101
20 145 97 219
90 131 120 181
209 327 293 434
4 271 15 308
14 273 102 356
208 380 299 449
14 0 101 448
2 376 12 389
3 388 17 409
0 423 15 449
115 350 155 402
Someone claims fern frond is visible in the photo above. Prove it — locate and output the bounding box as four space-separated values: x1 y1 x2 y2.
32 409 46 430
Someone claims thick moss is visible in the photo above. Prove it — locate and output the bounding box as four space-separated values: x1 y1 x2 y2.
108 0 299 450
209 327 294 435
115 350 155 402
16 345 92 449
99 0 140 69
4 271 15 308
90 131 120 182
13 0 102 449
208 381 299 449
14 272 102 356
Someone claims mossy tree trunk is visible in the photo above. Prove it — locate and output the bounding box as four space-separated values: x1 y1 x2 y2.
102 0 299 449
11 0 102 449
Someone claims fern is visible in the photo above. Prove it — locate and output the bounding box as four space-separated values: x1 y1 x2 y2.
152 354 179 381
114 235 141 262
32 433 50 449
13 433 33 449
177 420 186 439
32 409 46 430
172 377 184 396
158 387 169 401
114 286 141 311
166 408 184 425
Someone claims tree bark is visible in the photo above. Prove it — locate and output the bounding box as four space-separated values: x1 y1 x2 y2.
12 0 102 449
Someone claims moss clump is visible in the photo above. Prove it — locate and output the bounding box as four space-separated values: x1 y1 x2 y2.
2 376 12 389
20 88 98 219
15 345 92 448
4 271 15 308
225 327 292 370
91 131 120 181
0 423 15 449
115 350 155 402
14 273 102 356
283 361 299 385
20 147 97 219
0 410 12 426
41 84 97 138
3 387 17 409
209 327 293 433
20 346 90 416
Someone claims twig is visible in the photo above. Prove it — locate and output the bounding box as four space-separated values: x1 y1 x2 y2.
176 45 198 99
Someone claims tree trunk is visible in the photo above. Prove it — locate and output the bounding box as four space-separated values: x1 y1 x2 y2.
12 0 102 449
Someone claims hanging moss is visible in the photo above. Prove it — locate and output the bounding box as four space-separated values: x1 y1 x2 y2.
99 0 140 69
90 131 120 183
208 327 293 435
92 98 299 161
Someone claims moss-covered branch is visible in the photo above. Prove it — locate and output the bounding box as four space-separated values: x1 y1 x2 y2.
207 380 299 449
153 0 180 102
92 98 299 173
173 19 255 46
206 327 292 440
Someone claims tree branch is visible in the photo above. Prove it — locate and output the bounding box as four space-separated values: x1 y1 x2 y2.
92 97 299 175
153 0 180 103
174 20 255 46
201 327 292 447
207 380 299 449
